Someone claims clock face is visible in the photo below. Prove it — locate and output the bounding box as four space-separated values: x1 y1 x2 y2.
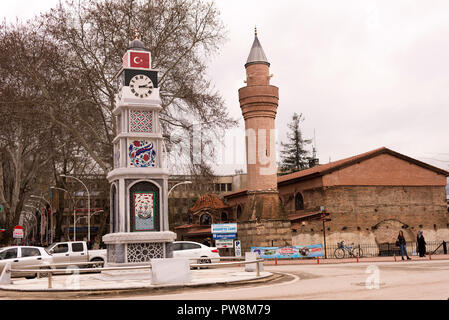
129 74 154 98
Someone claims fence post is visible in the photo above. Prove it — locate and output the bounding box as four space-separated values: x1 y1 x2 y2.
48 272 52 289
429 252 431 260
394 253 397 262
256 260 260 277
317 257 320 265
275 256 277 266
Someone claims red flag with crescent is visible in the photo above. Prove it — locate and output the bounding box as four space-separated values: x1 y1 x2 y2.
130 51 150 69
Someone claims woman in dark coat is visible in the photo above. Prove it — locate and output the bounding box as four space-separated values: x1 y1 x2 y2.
416 231 426 257
397 231 411 260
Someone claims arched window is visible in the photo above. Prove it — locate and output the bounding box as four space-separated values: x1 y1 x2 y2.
295 193 304 210
237 205 242 220
221 212 228 222
200 213 212 225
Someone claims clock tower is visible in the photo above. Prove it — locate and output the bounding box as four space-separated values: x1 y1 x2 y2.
102 32 176 264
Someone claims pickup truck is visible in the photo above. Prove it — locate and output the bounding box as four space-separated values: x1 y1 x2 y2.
47 241 107 268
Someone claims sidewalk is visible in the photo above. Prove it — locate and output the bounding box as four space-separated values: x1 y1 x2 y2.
262 254 449 266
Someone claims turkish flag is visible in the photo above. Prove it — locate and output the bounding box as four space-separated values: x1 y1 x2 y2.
130 51 151 69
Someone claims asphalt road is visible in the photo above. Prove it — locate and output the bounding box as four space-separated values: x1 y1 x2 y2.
101 259 449 300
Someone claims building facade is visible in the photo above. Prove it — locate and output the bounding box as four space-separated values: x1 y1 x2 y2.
225 147 449 252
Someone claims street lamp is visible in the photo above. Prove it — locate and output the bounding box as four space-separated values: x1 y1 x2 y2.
61 174 91 242
30 195 53 244
319 206 331 259
168 181 192 197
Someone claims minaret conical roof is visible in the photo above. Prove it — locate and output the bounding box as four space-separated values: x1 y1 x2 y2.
245 28 270 68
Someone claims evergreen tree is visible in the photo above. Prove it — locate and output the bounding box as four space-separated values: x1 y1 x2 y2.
280 113 312 173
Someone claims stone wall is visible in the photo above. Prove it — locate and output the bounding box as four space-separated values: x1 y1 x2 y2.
291 185 449 246
238 219 292 253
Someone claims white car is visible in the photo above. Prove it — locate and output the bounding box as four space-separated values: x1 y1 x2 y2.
0 246 54 279
172 241 220 263
47 241 106 268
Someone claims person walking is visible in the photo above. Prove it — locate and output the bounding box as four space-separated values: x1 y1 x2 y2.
397 230 411 260
416 231 426 257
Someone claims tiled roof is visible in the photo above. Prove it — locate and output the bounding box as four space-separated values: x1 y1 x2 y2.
189 193 228 213
185 227 211 235
278 147 386 184
223 147 449 198
278 147 449 185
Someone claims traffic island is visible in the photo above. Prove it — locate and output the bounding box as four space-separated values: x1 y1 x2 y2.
0 267 273 297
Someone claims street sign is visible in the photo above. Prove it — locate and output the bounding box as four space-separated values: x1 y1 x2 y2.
235 240 241 257
13 225 24 239
211 223 237 234
213 233 237 240
215 239 234 248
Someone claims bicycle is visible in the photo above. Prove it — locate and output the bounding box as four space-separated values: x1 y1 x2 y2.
334 241 363 259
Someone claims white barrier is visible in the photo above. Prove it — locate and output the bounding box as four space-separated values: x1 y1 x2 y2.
151 258 190 285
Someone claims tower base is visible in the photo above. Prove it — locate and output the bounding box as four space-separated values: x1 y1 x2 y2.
237 190 292 253
102 231 176 264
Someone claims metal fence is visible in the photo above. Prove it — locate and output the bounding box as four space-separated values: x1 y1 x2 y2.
323 241 448 258
7 258 264 289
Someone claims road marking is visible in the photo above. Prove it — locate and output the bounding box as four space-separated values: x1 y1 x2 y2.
166 272 299 296
103 272 301 300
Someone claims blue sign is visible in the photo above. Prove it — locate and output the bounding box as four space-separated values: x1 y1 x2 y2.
213 233 237 240
251 244 323 259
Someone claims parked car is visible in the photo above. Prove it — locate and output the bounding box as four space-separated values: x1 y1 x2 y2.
47 241 106 268
0 246 54 279
172 241 220 263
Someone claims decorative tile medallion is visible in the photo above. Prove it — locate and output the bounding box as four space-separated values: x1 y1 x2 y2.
129 110 153 133
127 243 164 263
128 139 156 167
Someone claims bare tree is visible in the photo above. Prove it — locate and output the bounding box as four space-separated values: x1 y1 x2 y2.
33 0 236 173
0 0 235 244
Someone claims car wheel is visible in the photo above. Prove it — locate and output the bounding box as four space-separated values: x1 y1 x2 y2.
38 266 51 278
199 258 211 264
90 258 104 270
25 274 37 280
199 256 211 269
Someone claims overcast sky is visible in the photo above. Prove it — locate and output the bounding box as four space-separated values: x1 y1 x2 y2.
2 0 449 178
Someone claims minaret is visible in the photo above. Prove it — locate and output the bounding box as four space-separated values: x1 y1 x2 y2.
102 31 176 264
239 27 278 192
236 29 292 252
